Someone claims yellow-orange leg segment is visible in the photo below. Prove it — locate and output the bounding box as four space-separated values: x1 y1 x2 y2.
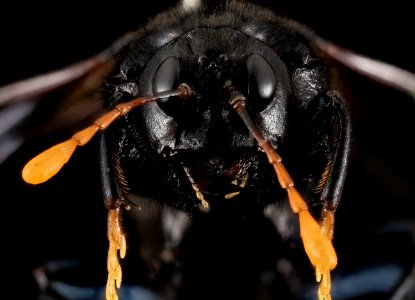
229 86 337 300
106 208 126 300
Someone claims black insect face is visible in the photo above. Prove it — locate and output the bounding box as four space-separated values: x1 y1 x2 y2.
105 16 331 214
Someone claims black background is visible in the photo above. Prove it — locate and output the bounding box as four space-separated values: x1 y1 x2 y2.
1 1 415 85
0 1 414 299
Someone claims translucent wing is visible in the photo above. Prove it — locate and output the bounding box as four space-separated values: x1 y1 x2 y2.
0 39 129 165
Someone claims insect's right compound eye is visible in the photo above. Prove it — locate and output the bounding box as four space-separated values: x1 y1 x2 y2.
153 56 181 116
247 53 277 112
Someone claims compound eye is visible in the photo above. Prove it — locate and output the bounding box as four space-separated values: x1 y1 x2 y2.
247 53 276 111
153 57 180 115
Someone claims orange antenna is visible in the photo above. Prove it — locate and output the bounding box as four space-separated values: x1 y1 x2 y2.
22 84 192 185
227 82 337 300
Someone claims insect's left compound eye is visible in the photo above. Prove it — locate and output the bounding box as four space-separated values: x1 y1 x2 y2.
247 53 276 111
153 56 180 116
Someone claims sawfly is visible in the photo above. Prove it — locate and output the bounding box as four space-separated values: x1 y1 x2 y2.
0 1 414 299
